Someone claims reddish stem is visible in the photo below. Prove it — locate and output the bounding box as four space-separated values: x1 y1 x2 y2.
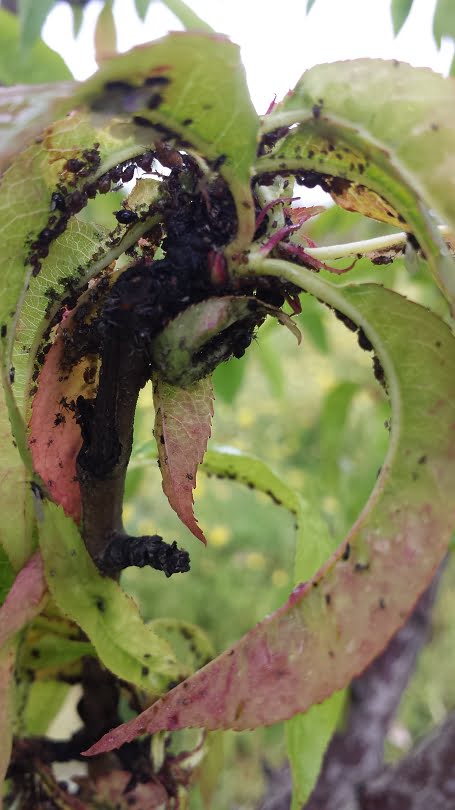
255 197 299 232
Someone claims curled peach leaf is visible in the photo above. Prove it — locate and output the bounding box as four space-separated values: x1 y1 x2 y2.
85 281 455 753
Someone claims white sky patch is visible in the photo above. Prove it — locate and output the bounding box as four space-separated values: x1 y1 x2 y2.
42 0 454 207
43 0 454 111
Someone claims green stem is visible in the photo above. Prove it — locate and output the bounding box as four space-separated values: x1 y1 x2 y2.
259 109 309 135
161 0 215 32
303 224 451 262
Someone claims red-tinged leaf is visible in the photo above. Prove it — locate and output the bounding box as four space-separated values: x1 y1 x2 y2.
84 283 455 754
0 552 47 647
28 314 97 523
0 551 46 805
0 639 16 806
153 377 213 544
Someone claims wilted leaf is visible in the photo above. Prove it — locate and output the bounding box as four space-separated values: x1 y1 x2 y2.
260 60 455 307
85 281 455 751
39 500 181 694
153 377 214 544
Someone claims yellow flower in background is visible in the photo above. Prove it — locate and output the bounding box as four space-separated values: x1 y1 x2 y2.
209 525 232 547
237 407 256 428
272 569 289 588
245 551 266 570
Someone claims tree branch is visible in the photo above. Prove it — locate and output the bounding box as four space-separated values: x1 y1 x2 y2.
358 712 455 810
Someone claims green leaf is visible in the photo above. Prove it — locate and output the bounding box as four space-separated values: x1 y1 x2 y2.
253 338 285 398
72 32 259 253
24 679 70 735
20 634 95 671
0 80 74 175
306 0 318 11
0 9 72 85
0 547 15 607
0 376 34 569
451 48 455 76
286 476 345 807
260 60 455 309
298 296 329 353
161 0 214 31
94 0 117 64
433 0 455 48
38 500 181 695
85 276 455 751
287 692 345 808
213 354 248 403
18 0 56 51
202 445 300 514
151 296 264 387
134 0 151 21
391 0 414 35
71 4 85 38
0 107 156 418
148 618 214 675
198 731 224 809
319 382 359 487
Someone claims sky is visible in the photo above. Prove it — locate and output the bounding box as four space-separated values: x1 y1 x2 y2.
43 0 454 114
